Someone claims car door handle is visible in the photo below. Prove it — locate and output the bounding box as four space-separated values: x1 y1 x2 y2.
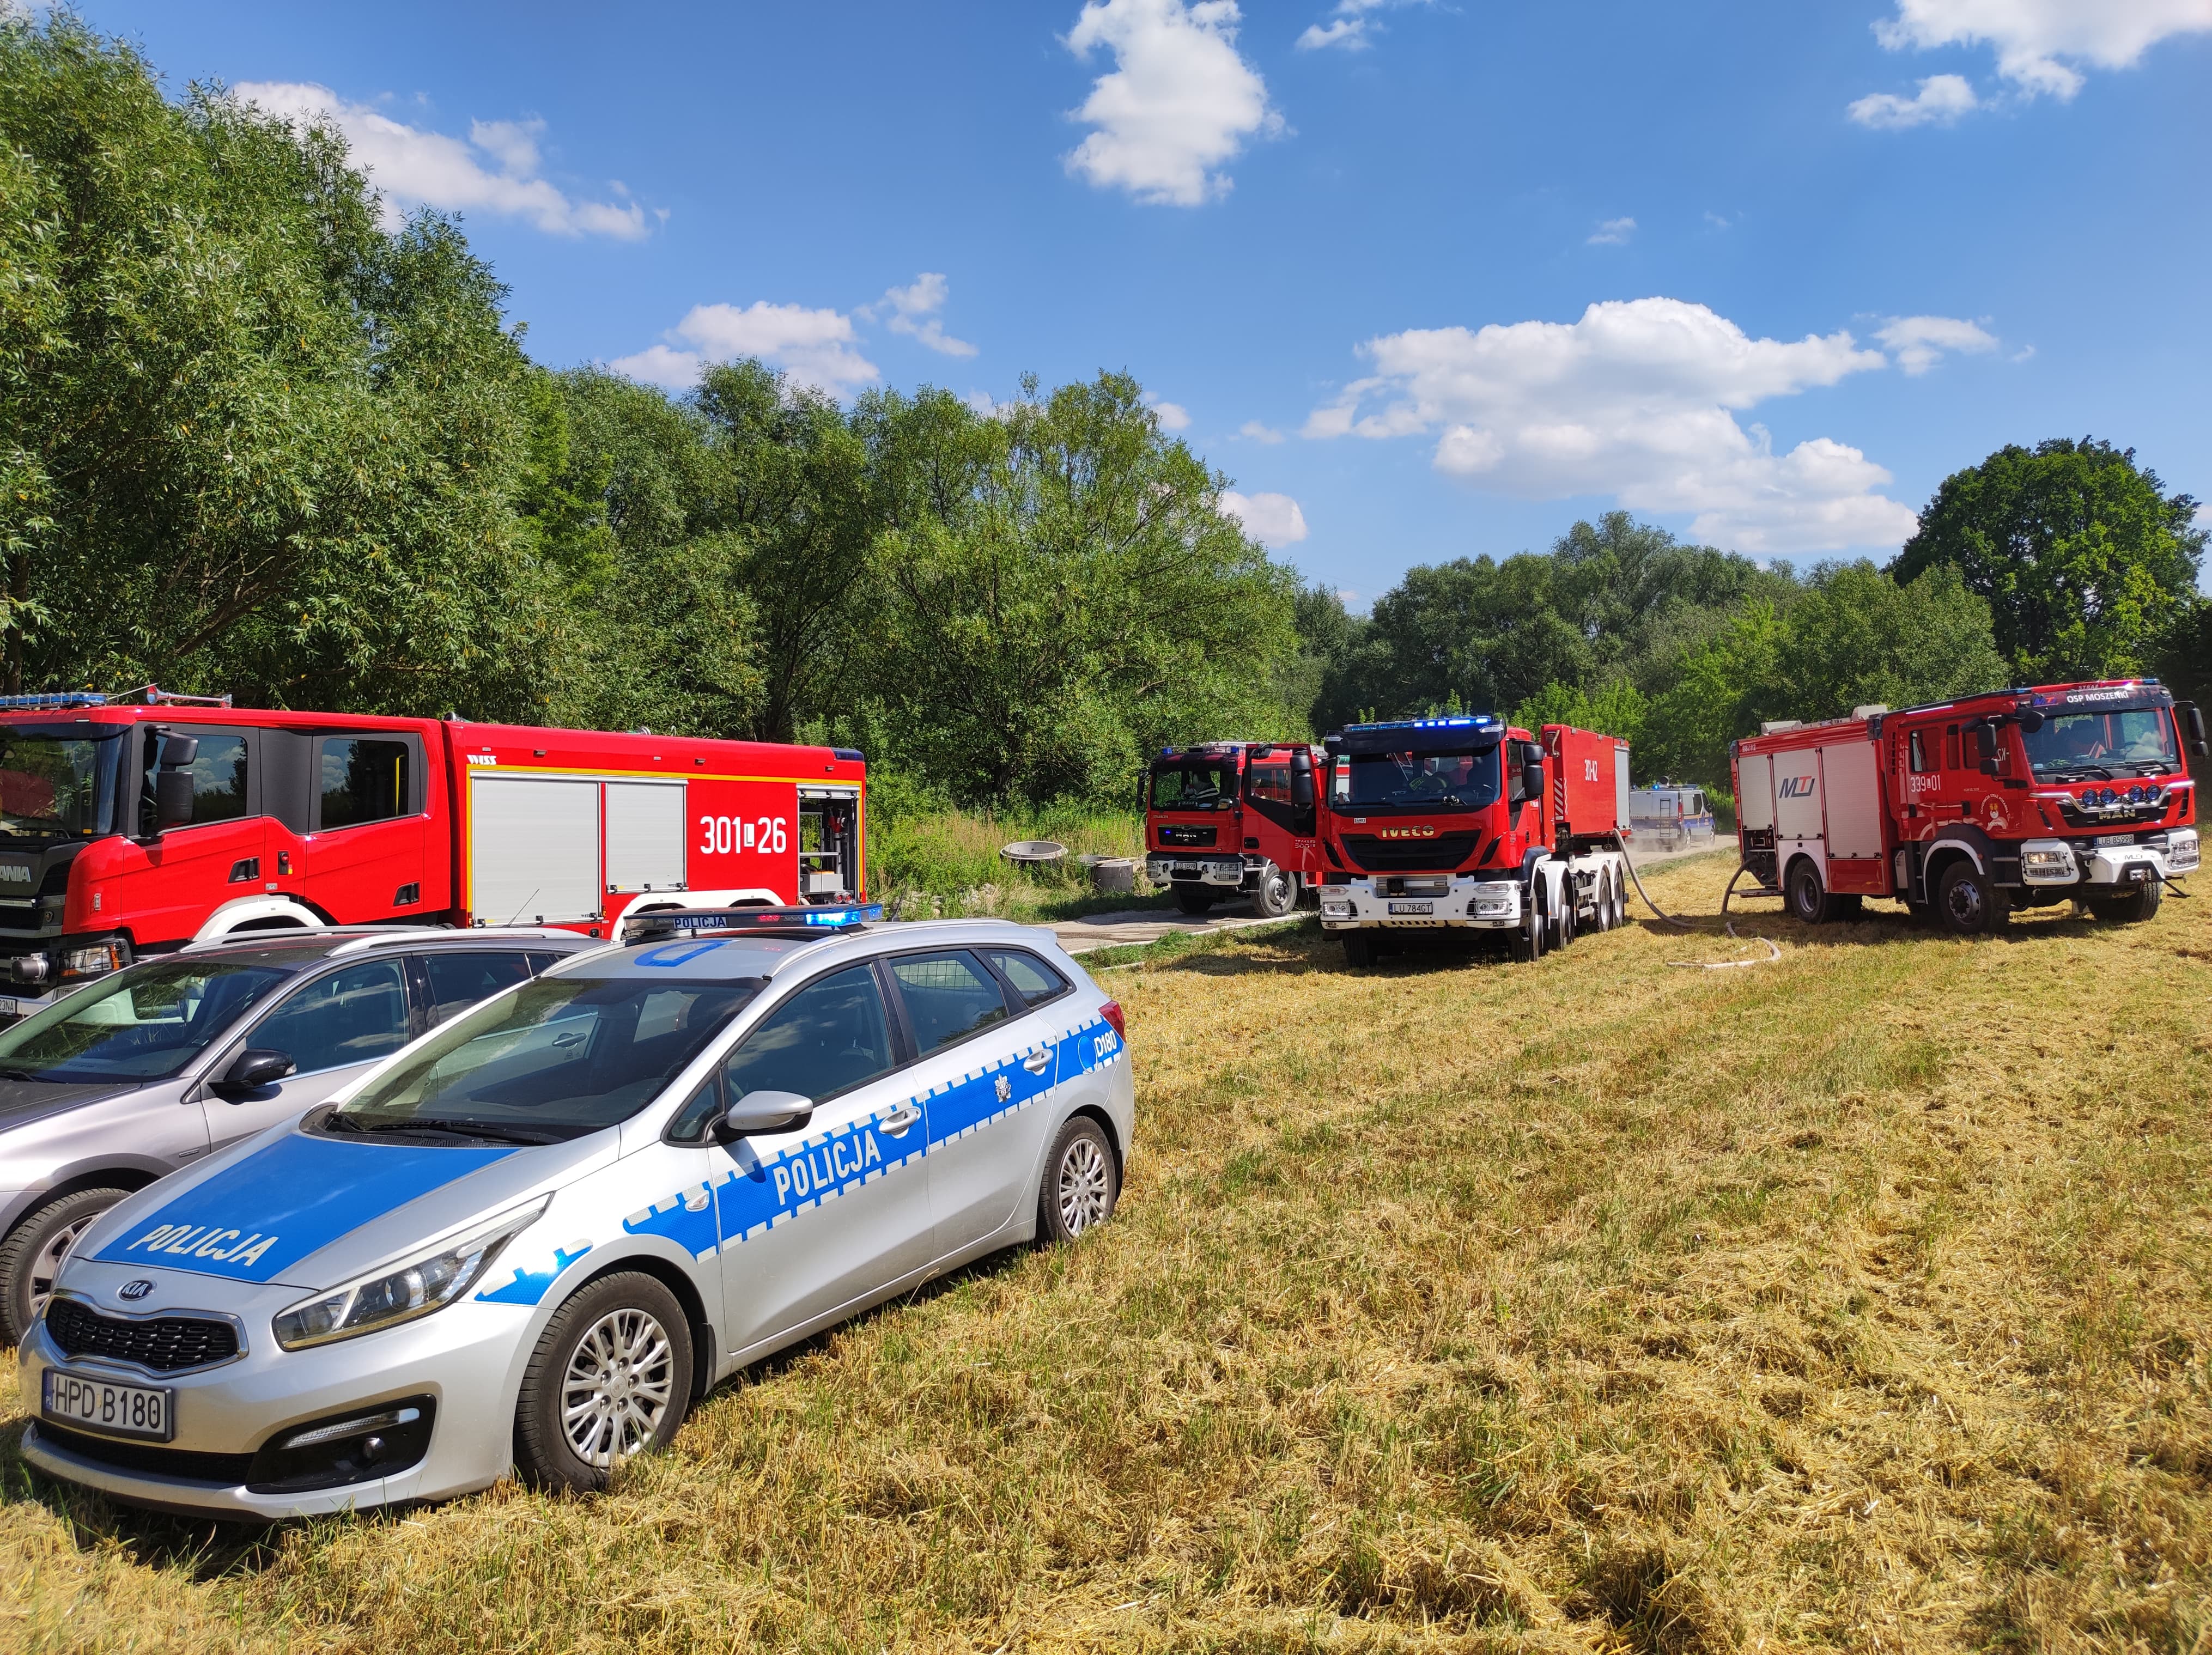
1022 1051 1052 1074
880 1104 921 1136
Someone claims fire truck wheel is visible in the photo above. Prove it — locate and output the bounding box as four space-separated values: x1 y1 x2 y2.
1597 872 1619 930
1341 933 1375 967
1551 884 1576 949
1786 860 1833 924
1251 863 1298 918
1935 861 2008 935
2092 880 2162 924
1517 893 1546 962
1172 887 1217 916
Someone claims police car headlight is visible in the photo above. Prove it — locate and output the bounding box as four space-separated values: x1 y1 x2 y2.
273 1199 548 1350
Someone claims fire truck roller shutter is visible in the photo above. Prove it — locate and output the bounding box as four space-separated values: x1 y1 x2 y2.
604 780 688 892
1737 753 1775 831
1773 753 1823 844
1613 745 1631 833
469 776 601 923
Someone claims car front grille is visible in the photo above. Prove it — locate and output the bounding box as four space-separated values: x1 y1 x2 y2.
1339 832 1482 873
45 1297 240 1373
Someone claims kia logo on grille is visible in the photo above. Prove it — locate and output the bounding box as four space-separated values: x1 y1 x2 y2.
118 1280 155 1301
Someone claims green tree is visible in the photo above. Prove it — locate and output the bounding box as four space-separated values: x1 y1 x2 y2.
860 374 1302 806
1890 437 2204 682
1510 679 1649 745
0 15 545 713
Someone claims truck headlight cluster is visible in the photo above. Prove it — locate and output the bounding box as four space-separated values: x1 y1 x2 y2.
1321 898 1353 918
2168 828 2200 873
2019 841 2077 883
274 1199 546 1350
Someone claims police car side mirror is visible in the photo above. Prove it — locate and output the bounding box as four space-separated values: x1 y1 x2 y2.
217 1047 296 1094
710 1089 813 1142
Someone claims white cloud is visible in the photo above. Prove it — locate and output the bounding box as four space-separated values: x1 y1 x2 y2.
1296 0 1424 51
1144 394 1192 430
1239 420 1285 443
234 81 648 239
1873 314 2000 373
867 271 978 358
1848 72 1980 128
1220 490 1309 545
1303 297 1921 553
611 302 878 396
1064 0 1281 206
1588 216 1637 245
1871 0 2212 99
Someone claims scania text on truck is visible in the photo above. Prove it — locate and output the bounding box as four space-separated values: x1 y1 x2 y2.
1144 741 1323 917
1314 715 1633 966
1731 678 2202 934
0 689 867 1015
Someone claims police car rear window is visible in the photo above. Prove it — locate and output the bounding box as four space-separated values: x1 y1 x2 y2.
983 948 1069 1008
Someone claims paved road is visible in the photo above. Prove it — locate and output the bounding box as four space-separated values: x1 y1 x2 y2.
1048 836 1727 957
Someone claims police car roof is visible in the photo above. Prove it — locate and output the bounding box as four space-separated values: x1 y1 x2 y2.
558 917 1062 984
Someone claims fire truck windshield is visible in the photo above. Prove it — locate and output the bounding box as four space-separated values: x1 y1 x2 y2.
1335 746 1500 813
2021 706 2179 778
1151 759 1239 811
0 727 121 841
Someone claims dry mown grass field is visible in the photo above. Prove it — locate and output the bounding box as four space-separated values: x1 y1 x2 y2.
3 851 2209 1653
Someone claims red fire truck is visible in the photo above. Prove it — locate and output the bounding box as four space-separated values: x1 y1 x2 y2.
0 690 866 1014
1731 679 2203 933
1143 741 1324 917
1315 715 1633 965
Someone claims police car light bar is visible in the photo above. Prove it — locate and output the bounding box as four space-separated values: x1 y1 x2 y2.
621 902 883 940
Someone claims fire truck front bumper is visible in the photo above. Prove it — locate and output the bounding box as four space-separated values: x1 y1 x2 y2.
1318 877 1523 930
1145 855 1248 889
2018 829 2197 889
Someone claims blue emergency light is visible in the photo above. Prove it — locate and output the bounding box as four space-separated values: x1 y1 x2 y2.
621 902 883 940
0 692 110 710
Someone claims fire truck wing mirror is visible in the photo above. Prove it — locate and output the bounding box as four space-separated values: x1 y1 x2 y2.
1975 723 2000 763
2018 710 2045 734
1291 771 1315 808
1522 759 1545 800
154 769 196 830
157 733 199 768
2181 702 2208 756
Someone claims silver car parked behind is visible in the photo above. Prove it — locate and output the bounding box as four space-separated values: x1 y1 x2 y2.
0 928 604 1342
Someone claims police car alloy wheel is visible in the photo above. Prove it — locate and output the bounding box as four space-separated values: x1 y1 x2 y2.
0 1186 127 1344
1040 1117 1117 1244
514 1271 694 1493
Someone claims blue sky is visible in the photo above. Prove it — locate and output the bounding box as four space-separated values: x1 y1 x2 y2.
76 0 2212 605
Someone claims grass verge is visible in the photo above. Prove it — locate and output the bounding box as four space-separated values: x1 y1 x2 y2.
4 854 2208 1652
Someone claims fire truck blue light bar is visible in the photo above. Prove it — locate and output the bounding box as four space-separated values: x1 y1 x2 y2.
0 692 111 709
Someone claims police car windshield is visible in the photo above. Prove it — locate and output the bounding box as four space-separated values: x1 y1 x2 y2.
2022 707 2178 777
1152 760 1238 811
0 959 290 1081
1336 747 1500 812
331 975 761 1140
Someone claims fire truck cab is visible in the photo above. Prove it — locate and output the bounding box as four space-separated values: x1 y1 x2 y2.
1143 741 1323 917
1732 679 2202 933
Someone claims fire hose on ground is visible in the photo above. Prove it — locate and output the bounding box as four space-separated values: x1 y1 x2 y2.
1606 832 1783 970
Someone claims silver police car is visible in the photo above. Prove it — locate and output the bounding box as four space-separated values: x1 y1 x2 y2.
0 929 599 1344
18 909 1131 1517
